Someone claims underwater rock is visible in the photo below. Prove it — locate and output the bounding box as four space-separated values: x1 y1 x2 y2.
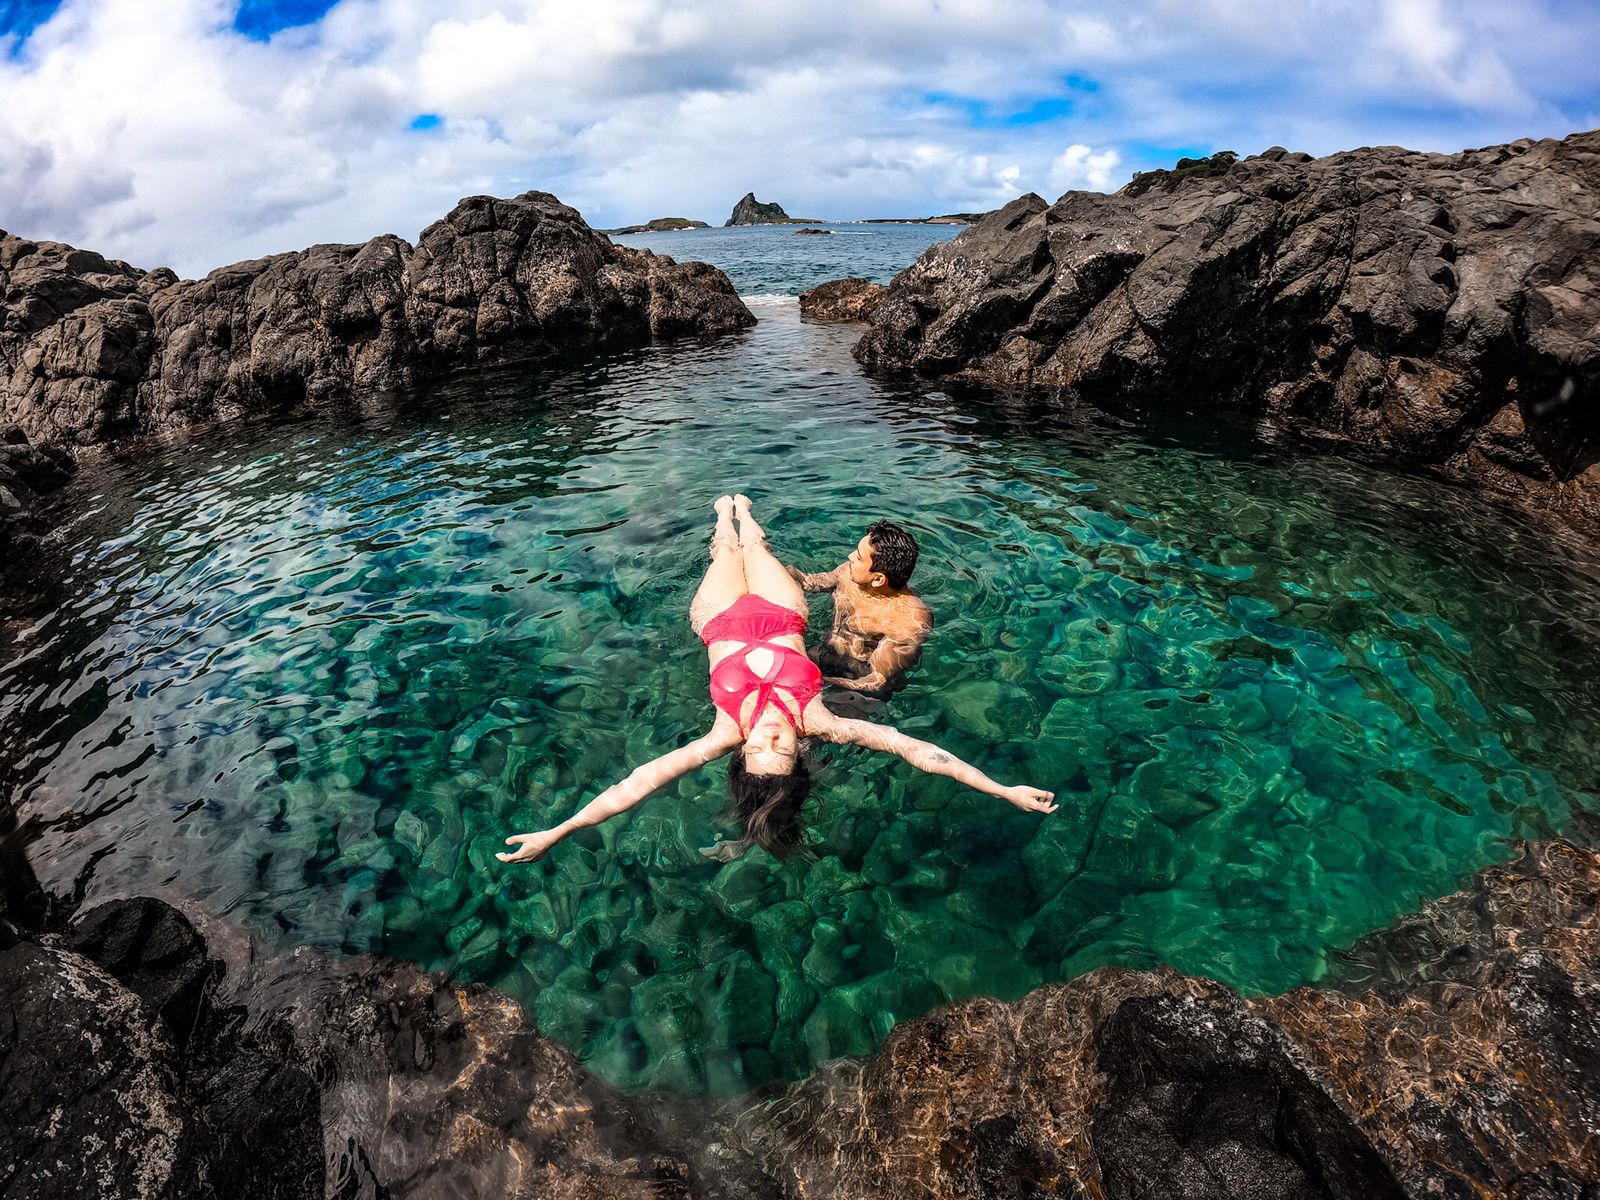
798 277 888 323
855 130 1600 535
703 839 1600 1198
0 191 754 449
0 426 74 598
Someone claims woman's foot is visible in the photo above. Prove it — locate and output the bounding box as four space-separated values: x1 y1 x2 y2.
733 494 766 546
715 495 736 519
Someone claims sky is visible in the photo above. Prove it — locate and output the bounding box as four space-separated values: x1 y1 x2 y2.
1 0 1597 278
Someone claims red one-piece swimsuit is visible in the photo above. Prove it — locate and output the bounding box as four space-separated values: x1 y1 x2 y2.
700 595 823 733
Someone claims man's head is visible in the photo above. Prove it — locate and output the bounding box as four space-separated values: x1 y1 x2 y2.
847 520 919 590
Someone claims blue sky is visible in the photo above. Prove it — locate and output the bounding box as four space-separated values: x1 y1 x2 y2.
2 0 1597 276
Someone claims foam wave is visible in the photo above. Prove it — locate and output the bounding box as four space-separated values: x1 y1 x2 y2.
738 293 800 307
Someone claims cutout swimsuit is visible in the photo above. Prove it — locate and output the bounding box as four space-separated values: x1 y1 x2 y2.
700 594 822 733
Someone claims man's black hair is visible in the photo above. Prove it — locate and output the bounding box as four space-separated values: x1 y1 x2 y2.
866 520 919 589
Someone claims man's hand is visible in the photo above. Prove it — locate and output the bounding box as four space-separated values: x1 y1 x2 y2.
497 828 563 863
1003 786 1058 814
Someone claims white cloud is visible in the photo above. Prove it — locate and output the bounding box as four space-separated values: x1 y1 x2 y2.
1049 144 1122 194
0 0 1593 276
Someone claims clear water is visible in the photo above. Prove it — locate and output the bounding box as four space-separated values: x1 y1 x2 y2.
4 232 1600 1099
610 221 960 295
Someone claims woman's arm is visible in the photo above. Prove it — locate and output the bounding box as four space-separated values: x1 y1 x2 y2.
497 725 740 863
811 711 1057 812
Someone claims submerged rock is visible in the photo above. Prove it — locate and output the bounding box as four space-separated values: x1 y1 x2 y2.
0 191 754 449
701 839 1600 1198
855 130 1600 534
799 278 888 323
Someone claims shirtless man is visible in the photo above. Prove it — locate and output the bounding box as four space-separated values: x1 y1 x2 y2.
788 520 933 696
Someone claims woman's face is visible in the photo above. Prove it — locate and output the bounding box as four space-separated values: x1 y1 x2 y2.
742 713 798 775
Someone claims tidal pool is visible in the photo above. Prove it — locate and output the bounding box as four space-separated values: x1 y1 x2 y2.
3 298 1599 1096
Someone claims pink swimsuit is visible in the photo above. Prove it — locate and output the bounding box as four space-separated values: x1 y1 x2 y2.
700 595 822 733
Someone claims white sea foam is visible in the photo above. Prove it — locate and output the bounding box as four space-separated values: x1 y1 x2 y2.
738 293 799 307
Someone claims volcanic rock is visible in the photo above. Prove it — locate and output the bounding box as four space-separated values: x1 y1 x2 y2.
799 278 889 323
608 217 711 235
0 191 754 450
699 839 1600 1198
855 130 1600 533
725 193 815 226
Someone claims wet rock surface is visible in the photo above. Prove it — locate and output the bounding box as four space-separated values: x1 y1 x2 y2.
0 425 73 605
0 191 754 450
855 130 1600 533
798 277 888 322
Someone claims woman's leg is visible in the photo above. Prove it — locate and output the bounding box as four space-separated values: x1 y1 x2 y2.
690 495 748 636
733 494 807 618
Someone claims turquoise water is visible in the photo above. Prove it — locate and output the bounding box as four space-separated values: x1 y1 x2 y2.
4 234 1600 1098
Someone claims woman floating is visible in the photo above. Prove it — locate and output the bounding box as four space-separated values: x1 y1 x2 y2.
497 494 1056 865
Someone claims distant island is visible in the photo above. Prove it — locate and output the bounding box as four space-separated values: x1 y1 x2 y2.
859 213 989 225
604 216 710 235
725 193 822 226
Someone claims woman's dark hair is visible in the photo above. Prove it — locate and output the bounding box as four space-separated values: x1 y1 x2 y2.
726 751 811 859
866 520 919 589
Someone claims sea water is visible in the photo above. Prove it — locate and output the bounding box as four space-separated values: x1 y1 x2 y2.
3 224 1598 1096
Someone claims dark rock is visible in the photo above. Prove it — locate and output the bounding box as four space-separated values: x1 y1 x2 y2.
65 899 219 1045
0 940 202 1198
701 839 1600 1198
191 1046 324 1200
608 217 711 235
725 193 817 226
1 425 25 444
799 278 889 323
854 131 1600 535
0 192 753 450
0 800 47 945
793 228 832 236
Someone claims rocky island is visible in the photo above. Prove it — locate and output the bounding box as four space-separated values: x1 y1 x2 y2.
606 216 712 235
724 192 821 226
853 130 1600 535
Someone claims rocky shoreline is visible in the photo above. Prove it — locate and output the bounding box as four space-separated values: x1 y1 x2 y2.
4 798 1596 1197
853 130 1600 536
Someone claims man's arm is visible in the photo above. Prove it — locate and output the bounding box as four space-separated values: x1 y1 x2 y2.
825 633 922 693
786 562 842 592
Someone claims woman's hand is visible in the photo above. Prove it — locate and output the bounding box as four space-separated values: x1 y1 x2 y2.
1003 785 1058 813
496 828 563 864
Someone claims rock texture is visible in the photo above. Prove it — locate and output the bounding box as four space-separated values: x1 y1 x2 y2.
0 425 72 598
0 191 753 450
609 217 712 235
799 278 889 323
855 131 1600 532
701 839 1600 1199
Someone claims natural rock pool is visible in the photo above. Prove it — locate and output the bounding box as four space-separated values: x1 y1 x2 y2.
4 291 1599 1098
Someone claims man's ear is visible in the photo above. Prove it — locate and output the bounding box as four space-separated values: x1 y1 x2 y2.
869 572 888 589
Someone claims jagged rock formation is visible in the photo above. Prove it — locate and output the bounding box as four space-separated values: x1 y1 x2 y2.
725 193 816 226
0 191 754 449
701 839 1600 1198
799 278 888 322
855 131 1600 533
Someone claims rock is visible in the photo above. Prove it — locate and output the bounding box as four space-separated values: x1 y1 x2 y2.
700 839 1600 1198
0 941 202 1198
854 131 1600 535
799 278 888 323
65 899 218 1039
606 216 711 235
0 191 753 449
792 228 832 236
725 193 818 226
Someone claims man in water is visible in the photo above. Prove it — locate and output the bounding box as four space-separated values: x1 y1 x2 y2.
787 520 933 697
